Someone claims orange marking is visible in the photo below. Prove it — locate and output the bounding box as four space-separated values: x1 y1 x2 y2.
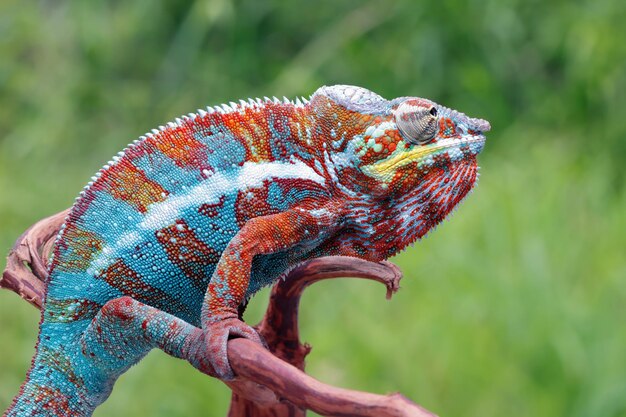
148 124 209 168
98 159 168 213
54 224 103 272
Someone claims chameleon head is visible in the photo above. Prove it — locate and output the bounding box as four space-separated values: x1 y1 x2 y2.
312 85 490 253
313 85 489 195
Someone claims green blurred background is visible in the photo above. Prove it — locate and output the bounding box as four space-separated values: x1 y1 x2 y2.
1 1 625 416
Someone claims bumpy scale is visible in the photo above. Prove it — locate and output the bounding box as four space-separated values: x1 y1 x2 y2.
4 85 490 417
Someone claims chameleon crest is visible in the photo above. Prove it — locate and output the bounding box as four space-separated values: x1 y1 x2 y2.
4 85 489 417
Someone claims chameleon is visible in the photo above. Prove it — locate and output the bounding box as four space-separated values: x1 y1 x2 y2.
3 85 489 416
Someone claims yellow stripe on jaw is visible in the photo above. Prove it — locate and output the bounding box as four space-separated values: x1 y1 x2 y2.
362 142 449 180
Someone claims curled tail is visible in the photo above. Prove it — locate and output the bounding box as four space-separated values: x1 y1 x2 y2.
4 268 114 417
3 305 104 417
4 293 199 417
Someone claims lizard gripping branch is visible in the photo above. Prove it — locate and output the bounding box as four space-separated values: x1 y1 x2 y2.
2 211 438 417
3 85 488 416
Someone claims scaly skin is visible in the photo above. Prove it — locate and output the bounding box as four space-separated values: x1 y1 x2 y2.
4 85 490 416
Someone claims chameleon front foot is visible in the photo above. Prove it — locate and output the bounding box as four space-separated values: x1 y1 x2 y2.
204 316 266 380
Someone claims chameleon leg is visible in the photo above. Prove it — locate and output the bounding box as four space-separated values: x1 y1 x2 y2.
202 208 337 380
79 297 211 393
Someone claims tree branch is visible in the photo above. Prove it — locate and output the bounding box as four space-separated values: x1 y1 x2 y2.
1 209 69 308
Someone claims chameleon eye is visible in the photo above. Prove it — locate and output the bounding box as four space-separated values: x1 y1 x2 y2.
394 101 438 145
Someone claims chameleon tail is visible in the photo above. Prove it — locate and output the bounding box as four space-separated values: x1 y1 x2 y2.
4 296 203 417
3 319 100 417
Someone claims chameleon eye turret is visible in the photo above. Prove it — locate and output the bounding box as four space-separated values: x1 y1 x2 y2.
394 99 439 145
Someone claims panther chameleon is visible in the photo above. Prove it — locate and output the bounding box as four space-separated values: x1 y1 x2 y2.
4 85 490 416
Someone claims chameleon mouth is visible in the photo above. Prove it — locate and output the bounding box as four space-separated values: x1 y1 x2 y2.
363 134 485 179
456 134 486 156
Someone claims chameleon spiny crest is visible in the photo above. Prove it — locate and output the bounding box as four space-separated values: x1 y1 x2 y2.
4 85 489 417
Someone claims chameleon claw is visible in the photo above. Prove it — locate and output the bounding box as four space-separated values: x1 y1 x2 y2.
204 317 265 380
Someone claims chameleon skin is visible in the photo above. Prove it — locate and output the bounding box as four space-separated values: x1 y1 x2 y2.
4 85 489 416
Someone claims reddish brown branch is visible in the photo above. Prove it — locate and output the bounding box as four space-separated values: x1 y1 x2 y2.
259 256 402 361
1 209 69 308
228 339 435 417
1 211 437 417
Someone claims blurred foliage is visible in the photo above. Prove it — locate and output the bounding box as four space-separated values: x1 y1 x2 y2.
1 0 625 416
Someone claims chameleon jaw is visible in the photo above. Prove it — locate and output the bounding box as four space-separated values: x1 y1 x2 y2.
361 135 486 181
